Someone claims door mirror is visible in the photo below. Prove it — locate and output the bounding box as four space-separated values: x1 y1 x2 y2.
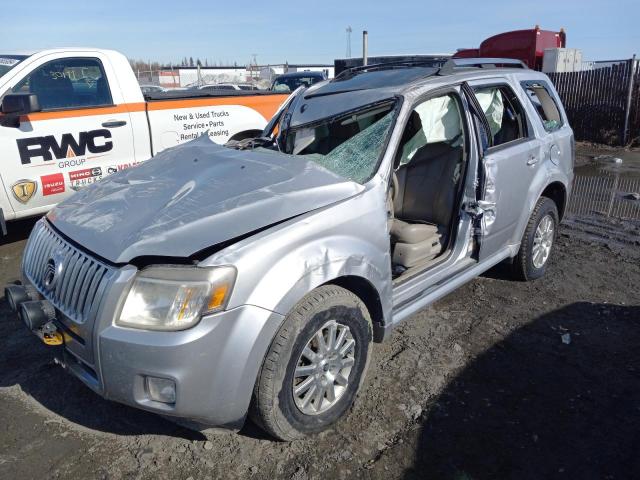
0 93 40 128
2 93 41 115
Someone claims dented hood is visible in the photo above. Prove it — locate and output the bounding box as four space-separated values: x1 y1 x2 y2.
49 136 363 264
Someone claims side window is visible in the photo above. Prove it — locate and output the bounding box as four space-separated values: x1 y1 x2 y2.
12 57 112 111
521 81 563 132
473 85 527 147
396 93 464 166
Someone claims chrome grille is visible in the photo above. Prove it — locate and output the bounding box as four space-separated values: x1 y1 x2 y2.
22 220 115 324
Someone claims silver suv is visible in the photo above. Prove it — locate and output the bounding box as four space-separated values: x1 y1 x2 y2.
5 59 573 440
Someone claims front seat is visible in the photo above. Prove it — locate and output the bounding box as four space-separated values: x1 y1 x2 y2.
390 141 462 268
31 73 74 110
95 77 111 105
391 218 444 268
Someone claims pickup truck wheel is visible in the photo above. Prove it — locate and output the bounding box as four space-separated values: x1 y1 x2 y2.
512 196 559 281
251 285 372 441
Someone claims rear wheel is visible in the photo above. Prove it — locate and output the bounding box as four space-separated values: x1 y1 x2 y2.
512 196 559 281
251 285 372 441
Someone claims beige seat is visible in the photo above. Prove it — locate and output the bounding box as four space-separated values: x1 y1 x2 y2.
391 219 444 267
390 141 463 268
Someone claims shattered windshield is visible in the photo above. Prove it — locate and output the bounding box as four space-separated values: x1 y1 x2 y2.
282 103 395 184
0 55 27 79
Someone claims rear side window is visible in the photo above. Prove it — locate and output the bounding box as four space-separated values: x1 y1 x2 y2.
12 57 112 111
521 81 563 132
473 85 528 147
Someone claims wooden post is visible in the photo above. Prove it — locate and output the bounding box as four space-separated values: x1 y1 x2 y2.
623 54 637 146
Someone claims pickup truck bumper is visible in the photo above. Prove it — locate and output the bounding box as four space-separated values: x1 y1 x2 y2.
97 305 285 429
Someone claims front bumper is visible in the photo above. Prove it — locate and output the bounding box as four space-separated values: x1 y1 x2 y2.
13 287 284 428
97 305 284 428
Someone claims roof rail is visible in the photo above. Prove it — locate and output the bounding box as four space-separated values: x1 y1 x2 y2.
335 58 448 80
438 57 528 75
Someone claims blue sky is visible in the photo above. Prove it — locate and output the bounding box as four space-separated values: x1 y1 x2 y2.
2 0 637 65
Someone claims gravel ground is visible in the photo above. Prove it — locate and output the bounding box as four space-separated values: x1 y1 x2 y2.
1 214 639 480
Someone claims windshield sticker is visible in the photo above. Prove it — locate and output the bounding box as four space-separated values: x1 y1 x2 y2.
0 58 20 66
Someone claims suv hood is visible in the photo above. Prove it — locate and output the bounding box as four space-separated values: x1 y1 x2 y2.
49 136 363 264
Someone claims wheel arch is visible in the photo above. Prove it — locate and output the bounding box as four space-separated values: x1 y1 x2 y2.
540 181 567 221
327 275 385 343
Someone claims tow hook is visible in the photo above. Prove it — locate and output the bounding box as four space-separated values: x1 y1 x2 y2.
36 321 64 346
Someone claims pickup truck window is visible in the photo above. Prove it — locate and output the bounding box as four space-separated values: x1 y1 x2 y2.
11 57 112 111
474 85 527 147
0 55 28 79
521 81 563 132
284 103 395 183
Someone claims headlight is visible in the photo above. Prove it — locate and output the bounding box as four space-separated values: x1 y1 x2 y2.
117 265 236 331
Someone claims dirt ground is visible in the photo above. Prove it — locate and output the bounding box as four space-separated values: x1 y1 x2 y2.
1 147 640 480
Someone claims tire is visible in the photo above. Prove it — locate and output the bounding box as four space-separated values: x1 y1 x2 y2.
512 196 559 281
250 285 372 441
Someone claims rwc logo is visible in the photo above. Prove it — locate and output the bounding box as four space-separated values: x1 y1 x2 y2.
17 129 113 165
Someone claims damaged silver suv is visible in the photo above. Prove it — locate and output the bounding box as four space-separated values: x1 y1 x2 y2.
6 58 573 440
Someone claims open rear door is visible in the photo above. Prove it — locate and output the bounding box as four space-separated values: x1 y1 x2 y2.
461 81 544 262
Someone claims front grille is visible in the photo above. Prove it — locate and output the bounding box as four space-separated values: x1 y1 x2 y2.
22 220 116 324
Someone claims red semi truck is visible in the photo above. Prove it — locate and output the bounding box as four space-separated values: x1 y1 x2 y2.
454 26 566 70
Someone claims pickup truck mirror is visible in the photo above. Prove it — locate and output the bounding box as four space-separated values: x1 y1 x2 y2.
1 93 41 127
2 93 41 114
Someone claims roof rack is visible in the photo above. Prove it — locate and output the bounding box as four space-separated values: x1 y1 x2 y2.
335 58 447 80
438 58 528 75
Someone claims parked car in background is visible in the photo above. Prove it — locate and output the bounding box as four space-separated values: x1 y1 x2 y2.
0 48 288 226
139 84 166 94
5 58 573 441
270 71 327 92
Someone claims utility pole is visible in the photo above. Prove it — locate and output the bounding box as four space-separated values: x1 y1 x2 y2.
251 54 258 83
362 30 368 66
346 26 352 58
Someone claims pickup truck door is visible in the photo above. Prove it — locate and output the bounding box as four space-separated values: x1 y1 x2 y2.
464 79 544 260
0 52 136 219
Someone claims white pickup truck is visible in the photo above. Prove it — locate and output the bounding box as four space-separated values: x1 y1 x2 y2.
0 48 289 229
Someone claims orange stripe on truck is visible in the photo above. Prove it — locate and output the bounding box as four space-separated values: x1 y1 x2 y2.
2 94 288 123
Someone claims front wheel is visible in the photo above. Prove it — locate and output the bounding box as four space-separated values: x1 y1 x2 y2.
250 285 372 441
512 196 559 281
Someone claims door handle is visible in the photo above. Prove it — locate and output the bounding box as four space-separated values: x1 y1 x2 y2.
101 120 127 128
526 155 539 166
